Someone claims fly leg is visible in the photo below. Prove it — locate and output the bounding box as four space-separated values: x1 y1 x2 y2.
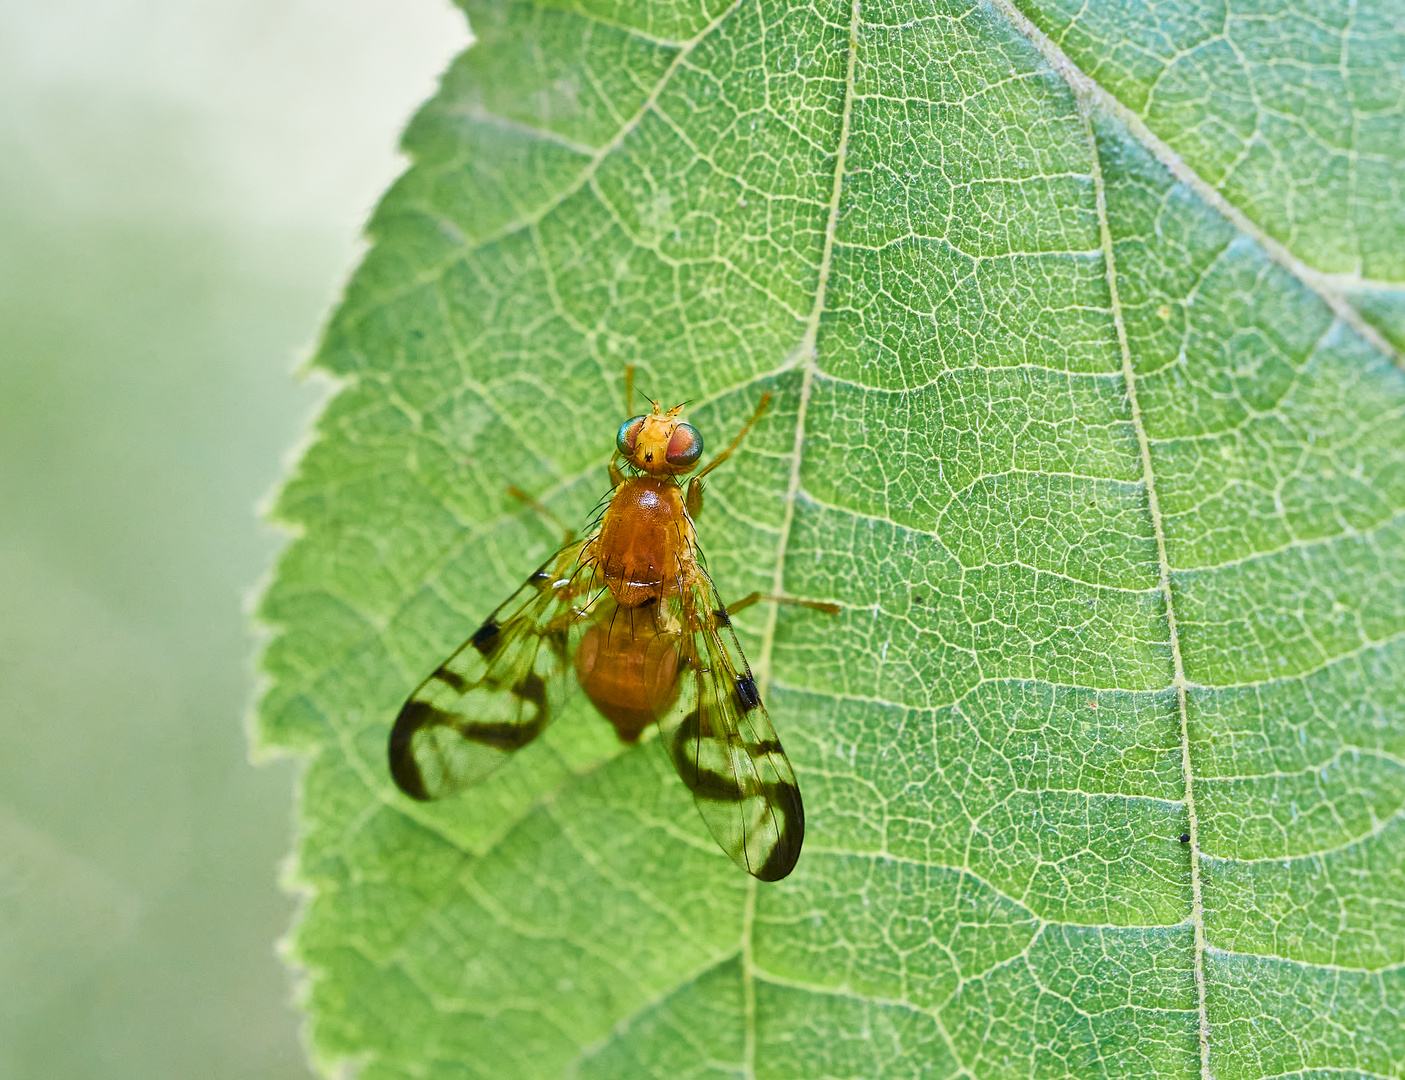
610 365 637 489
686 391 772 518
507 485 576 546
724 592 840 617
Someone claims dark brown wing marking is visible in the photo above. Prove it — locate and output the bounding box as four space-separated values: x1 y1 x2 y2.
388 538 593 800
652 570 804 881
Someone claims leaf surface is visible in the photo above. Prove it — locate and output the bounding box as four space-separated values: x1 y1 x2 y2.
255 0 1405 1076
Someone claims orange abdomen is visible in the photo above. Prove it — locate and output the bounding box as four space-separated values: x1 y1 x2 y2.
594 476 694 608
574 611 681 743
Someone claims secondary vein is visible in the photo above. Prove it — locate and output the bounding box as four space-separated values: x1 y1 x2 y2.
747 0 863 1075
754 0 862 691
984 0 1403 372
1080 100 1213 1080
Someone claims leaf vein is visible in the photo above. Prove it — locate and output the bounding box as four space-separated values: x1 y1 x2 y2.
1078 91 1214 1080
983 0 1404 370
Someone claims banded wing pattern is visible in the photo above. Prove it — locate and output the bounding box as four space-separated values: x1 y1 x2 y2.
654 571 805 881
389 538 592 800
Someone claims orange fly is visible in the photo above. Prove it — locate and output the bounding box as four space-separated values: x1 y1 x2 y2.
388 383 834 881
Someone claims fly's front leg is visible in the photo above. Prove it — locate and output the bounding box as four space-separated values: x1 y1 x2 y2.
609 365 637 489
687 391 772 519
694 392 771 483
507 485 575 547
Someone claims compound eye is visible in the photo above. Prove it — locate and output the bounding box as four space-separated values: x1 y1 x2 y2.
616 415 646 457
665 422 703 469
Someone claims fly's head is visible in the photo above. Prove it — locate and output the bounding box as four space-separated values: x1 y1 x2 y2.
615 400 703 477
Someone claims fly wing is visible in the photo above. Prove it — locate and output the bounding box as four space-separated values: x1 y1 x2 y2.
653 571 804 881
389 538 595 800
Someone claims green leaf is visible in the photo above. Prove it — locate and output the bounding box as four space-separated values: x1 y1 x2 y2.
254 0 1405 1075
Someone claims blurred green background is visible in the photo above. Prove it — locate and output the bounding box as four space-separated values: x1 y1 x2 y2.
0 2 466 1076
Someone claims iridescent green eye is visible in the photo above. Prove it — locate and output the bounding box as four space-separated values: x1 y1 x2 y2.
665 422 703 469
616 415 646 457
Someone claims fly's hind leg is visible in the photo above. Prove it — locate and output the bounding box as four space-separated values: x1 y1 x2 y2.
507 485 575 547
685 391 773 519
